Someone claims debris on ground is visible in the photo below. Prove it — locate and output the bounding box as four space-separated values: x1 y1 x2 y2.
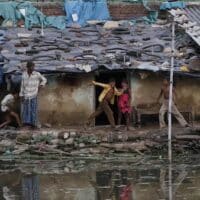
0 126 199 159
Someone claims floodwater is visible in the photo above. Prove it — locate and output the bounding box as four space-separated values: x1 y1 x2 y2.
0 155 200 200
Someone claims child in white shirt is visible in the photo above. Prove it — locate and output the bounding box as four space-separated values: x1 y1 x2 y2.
0 90 22 128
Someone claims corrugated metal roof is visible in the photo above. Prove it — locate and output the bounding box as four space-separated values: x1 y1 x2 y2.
168 5 200 47
184 5 200 26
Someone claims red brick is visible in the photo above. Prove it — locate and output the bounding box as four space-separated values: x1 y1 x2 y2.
36 3 149 19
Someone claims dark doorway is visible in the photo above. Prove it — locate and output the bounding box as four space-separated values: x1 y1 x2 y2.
95 71 128 126
0 17 4 26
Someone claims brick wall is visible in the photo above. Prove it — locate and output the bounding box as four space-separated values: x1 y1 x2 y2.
36 3 151 19
108 4 148 20
37 3 65 16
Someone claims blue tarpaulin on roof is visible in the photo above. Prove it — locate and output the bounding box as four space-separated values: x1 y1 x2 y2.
64 0 110 26
0 2 66 29
160 1 186 10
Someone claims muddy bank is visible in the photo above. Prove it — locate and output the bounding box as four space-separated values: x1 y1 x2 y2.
0 126 200 160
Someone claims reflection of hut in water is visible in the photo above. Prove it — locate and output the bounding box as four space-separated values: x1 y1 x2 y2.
96 170 133 200
39 173 96 200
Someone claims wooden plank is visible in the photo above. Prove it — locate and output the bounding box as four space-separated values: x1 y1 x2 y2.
175 135 200 140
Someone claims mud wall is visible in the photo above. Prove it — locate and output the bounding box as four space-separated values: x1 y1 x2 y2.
130 73 200 119
38 74 94 126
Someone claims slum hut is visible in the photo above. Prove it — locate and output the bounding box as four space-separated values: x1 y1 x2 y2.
0 1 199 127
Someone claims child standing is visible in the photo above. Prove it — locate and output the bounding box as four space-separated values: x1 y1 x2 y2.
118 80 132 131
0 90 22 128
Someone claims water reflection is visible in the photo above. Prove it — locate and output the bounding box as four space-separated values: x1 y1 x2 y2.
22 175 39 200
168 163 172 200
0 158 200 200
95 170 133 200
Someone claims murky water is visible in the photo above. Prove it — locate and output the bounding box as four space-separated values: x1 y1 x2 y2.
0 155 200 200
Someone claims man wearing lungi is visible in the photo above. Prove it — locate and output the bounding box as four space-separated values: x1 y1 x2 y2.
20 61 47 128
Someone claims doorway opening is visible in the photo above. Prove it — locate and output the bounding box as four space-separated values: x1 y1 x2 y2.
95 71 129 126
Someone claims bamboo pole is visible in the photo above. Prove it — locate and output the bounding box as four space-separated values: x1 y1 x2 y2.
40 0 44 36
168 20 175 200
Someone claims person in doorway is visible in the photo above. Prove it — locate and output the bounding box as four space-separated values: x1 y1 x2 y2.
0 89 22 128
20 61 47 129
86 78 123 129
157 78 189 129
118 80 132 131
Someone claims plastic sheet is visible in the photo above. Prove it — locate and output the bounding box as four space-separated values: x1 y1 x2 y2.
0 2 66 29
160 1 186 10
64 0 110 26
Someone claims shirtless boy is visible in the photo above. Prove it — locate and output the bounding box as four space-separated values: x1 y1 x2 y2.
157 79 189 128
